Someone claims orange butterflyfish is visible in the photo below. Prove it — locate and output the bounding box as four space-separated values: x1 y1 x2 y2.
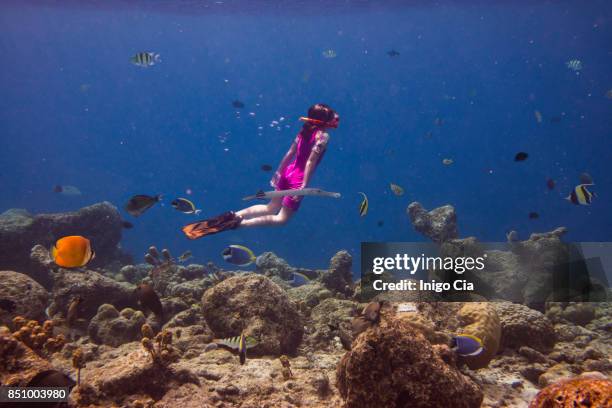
51 235 95 268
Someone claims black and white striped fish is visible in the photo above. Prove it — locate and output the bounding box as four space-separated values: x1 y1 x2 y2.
214 333 257 365
130 52 161 67
565 183 595 206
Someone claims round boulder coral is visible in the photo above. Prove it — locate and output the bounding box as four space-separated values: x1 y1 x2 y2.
201 274 303 355
0 271 48 326
336 316 483 408
495 302 555 353
88 304 146 347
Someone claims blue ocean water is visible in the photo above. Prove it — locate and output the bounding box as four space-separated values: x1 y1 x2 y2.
1 1 610 273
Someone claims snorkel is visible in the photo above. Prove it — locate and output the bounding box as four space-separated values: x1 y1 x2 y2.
299 115 339 129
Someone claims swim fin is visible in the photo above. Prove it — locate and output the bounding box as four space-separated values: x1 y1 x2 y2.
182 211 242 239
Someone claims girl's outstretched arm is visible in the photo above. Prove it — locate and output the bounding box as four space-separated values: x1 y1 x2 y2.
271 136 298 187
300 132 329 189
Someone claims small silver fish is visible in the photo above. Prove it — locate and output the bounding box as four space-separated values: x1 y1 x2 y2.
131 52 161 67
322 49 337 59
566 59 582 71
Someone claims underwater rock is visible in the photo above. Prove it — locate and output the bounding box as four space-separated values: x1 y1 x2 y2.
49 268 137 321
457 302 501 369
321 250 354 296
495 302 555 353
529 375 612 408
0 326 55 386
255 251 296 280
394 305 451 345
153 383 213 407
336 314 483 408
287 281 333 308
179 264 206 280
547 302 597 326
407 202 458 243
513 227 569 310
439 238 529 302
0 202 124 275
166 279 210 304
537 362 576 387
307 298 360 351
163 304 208 329
119 264 151 285
88 304 146 347
0 271 48 326
201 274 303 355
77 341 199 405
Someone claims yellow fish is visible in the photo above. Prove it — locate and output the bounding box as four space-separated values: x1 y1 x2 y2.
51 236 95 268
358 192 368 217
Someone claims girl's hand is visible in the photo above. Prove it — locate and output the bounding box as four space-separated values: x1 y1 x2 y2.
270 171 281 188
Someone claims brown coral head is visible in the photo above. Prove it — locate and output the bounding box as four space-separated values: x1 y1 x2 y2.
12 316 27 329
42 320 54 333
141 323 154 340
529 376 612 408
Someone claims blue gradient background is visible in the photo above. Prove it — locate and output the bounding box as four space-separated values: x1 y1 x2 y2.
1 1 610 271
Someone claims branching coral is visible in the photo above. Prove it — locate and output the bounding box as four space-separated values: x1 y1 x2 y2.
72 347 86 386
11 316 65 356
140 324 177 364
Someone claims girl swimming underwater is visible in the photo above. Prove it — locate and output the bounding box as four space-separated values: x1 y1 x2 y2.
182 103 339 239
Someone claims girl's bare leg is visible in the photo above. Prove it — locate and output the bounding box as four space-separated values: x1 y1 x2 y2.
239 206 294 228
236 197 282 220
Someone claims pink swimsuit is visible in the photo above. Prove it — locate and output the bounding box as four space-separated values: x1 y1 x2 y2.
276 129 324 211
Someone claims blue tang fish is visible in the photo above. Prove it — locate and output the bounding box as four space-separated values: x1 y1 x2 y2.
222 245 257 266
452 334 484 357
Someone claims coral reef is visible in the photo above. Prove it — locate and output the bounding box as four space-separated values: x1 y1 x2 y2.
88 304 147 346
0 202 609 407
10 316 66 356
76 341 199 405
407 202 458 243
495 302 556 353
306 298 359 351
529 375 612 408
202 274 303 355
0 270 48 326
0 325 55 386
0 202 125 275
48 268 137 321
457 302 501 369
141 324 179 365
336 314 483 408
287 281 333 308
546 302 597 326
321 250 354 296
255 251 296 280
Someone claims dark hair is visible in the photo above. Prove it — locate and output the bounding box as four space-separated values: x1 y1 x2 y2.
303 103 339 131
